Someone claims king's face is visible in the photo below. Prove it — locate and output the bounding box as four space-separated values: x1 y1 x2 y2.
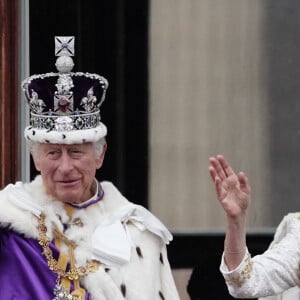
32 142 105 204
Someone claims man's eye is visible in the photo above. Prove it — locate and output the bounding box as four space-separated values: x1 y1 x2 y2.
47 151 60 158
71 150 83 157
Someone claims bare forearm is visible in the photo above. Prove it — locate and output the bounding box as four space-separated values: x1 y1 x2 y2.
224 215 247 270
208 155 250 269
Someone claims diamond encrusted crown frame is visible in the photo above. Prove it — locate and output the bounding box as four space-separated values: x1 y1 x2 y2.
22 36 109 143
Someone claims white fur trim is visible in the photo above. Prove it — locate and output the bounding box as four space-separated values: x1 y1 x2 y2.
4 182 43 217
82 270 124 300
24 122 107 144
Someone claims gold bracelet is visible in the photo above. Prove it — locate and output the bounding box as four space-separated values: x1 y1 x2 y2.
225 248 245 254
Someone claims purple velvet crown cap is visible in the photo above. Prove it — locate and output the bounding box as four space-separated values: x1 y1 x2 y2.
22 36 109 144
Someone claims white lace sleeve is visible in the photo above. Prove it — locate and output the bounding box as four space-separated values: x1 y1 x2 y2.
220 213 300 299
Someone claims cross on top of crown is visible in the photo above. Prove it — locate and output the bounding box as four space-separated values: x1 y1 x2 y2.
55 36 75 57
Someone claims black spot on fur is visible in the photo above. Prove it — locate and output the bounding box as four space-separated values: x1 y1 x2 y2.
120 283 126 297
62 134 66 139
159 291 165 300
28 126 32 130
160 252 164 264
45 140 50 143
104 268 110 273
32 130 36 135
82 139 86 143
136 246 143 258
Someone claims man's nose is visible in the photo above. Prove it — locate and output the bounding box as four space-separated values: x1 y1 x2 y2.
58 153 74 173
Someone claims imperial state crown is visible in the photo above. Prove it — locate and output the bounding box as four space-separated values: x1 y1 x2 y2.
22 36 108 144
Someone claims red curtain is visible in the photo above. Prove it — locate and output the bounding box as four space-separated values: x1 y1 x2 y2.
0 0 19 187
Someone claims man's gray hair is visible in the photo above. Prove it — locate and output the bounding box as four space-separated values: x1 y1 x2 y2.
93 137 107 156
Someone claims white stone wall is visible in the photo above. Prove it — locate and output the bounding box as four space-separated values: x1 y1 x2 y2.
149 0 271 230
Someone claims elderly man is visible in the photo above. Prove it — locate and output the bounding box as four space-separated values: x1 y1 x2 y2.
0 36 179 300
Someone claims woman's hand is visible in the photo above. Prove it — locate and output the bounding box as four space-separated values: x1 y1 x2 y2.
209 155 251 219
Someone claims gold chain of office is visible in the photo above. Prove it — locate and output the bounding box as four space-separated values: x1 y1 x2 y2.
37 213 100 280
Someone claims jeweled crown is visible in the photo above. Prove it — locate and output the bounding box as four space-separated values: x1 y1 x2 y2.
22 36 108 144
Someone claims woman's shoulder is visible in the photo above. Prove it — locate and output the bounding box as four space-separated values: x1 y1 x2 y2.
269 212 300 248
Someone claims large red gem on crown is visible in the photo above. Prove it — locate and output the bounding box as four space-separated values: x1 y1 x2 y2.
58 96 70 112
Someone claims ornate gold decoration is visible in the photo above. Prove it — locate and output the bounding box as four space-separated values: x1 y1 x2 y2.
225 253 253 287
37 214 100 280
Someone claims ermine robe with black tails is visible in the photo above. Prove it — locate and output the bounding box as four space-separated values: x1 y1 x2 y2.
0 176 180 300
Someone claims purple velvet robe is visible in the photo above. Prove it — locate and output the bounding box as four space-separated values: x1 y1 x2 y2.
0 227 91 299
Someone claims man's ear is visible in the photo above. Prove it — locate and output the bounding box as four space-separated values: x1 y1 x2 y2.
96 143 107 169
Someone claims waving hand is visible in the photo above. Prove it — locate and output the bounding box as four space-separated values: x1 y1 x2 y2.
209 155 251 218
